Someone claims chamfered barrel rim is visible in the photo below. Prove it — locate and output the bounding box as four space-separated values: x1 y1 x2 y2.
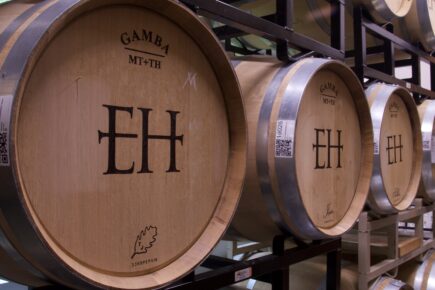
0 0 246 289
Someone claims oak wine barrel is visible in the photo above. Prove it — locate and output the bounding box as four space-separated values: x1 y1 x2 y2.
355 0 413 23
366 83 422 214
417 100 435 201
398 0 435 52
230 57 373 241
0 0 246 289
399 251 435 290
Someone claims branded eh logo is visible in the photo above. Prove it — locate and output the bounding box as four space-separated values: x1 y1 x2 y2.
98 105 184 175
313 129 344 169
386 135 403 165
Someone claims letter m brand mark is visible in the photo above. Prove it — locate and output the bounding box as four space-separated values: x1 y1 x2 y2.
98 105 183 175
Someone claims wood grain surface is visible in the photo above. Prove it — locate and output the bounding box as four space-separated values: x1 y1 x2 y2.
0 0 246 288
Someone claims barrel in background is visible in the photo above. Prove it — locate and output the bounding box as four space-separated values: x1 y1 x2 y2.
399 0 435 52
366 83 422 214
417 100 435 201
0 0 246 289
223 0 413 51
399 250 435 290
231 57 373 241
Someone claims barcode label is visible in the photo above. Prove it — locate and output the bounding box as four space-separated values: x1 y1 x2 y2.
423 132 432 150
275 120 294 158
432 135 435 163
0 95 12 166
373 129 380 155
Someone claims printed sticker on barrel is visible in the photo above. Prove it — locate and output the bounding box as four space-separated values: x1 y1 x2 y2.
0 95 12 166
275 120 294 158
373 128 380 155
423 132 432 151
432 135 435 163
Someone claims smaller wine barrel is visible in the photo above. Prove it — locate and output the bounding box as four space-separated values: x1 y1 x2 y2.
366 83 422 214
398 0 435 52
399 251 435 290
354 0 413 23
370 277 414 290
0 0 246 289
417 101 435 201
231 57 373 241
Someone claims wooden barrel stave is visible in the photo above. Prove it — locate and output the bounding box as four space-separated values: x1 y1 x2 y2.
231 57 373 241
0 0 246 289
366 84 422 214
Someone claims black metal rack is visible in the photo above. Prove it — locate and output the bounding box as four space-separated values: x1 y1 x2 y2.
182 0 434 101
166 237 341 290
181 0 345 61
28 237 341 290
351 5 435 103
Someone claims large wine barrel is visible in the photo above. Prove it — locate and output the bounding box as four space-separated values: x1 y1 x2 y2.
398 0 435 52
366 83 422 214
399 251 435 290
0 0 246 289
230 57 373 241
417 100 435 201
224 0 412 50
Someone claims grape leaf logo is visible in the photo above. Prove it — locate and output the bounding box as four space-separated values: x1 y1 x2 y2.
131 226 158 259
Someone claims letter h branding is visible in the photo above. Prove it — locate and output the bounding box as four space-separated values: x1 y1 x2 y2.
386 134 403 165
312 128 344 169
98 105 184 175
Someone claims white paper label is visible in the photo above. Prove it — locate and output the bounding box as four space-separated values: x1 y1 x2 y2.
423 132 432 151
0 95 12 166
275 120 294 158
235 267 252 282
373 128 380 155
432 135 435 163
